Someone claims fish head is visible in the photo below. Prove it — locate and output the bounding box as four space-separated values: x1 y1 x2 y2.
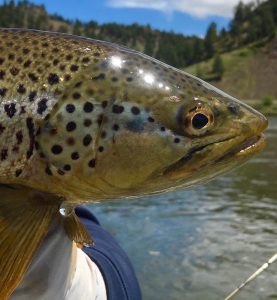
36 49 268 200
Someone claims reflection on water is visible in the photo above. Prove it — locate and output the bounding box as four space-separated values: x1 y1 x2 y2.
89 117 277 300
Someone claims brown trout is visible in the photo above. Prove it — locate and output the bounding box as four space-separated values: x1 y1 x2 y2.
0 28 267 298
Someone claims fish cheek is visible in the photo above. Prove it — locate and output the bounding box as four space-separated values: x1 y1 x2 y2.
95 129 177 190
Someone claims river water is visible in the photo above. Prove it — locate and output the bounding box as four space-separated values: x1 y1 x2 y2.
88 117 277 300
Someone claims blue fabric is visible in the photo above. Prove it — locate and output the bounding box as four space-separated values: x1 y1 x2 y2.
75 206 142 300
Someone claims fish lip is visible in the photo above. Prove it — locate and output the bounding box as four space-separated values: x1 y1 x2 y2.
231 134 266 156
164 133 266 175
213 134 266 164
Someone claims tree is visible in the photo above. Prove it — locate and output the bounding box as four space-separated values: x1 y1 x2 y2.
192 38 204 62
58 25 68 33
246 15 262 43
73 20 83 36
213 54 224 79
204 22 217 58
260 7 275 39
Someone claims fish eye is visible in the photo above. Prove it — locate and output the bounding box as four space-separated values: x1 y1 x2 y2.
192 113 209 129
184 106 214 136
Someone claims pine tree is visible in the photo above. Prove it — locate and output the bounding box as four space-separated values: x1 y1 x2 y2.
204 22 217 58
260 7 275 39
73 20 82 36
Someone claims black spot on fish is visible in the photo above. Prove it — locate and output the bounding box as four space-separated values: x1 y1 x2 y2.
51 145 63 155
1 149 8 161
48 73 59 85
17 84 26 94
66 54 73 61
84 102 94 113
15 169 22 177
112 105 124 114
8 53 15 60
57 169 65 176
84 119 92 127
26 118 35 159
22 48 30 54
131 106 140 115
0 70 5 80
66 121 76 132
70 65 79 72
16 131 23 145
53 59 59 66
4 103 16 118
82 57 90 63
64 164 71 171
45 166 52 176
83 134 92 146
112 124 119 131
67 137 75 146
64 74 71 81
66 104 75 113
23 60 32 68
28 91 37 102
28 73 38 82
10 67 19 76
0 124 5 134
72 92 81 99
71 152 79 160
88 159 96 168
0 88 7 97
37 99 48 115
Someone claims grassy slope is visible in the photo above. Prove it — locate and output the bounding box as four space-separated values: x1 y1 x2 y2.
185 38 277 115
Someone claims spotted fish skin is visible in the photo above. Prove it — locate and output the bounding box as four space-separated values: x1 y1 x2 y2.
0 29 114 188
0 28 267 202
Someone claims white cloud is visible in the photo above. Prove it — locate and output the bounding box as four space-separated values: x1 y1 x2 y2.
108 0 253 18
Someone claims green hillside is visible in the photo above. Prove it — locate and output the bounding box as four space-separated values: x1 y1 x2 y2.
185 38 277 115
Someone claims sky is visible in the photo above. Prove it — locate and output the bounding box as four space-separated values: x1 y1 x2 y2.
4 0 253 36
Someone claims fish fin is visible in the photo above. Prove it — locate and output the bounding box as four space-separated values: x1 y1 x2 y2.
0 186 60 299
60 204 94 247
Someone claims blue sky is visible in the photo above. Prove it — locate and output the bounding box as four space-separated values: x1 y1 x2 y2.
3 0 252 36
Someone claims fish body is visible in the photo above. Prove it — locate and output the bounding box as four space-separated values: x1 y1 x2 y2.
0 28 267 202
0 28 268 298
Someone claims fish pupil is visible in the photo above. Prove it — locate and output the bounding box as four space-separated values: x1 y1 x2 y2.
192 113 208 129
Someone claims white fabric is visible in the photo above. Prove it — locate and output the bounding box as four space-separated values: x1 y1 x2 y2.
10 221 107 300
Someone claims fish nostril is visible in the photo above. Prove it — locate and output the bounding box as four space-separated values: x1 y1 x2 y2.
227 103 240 115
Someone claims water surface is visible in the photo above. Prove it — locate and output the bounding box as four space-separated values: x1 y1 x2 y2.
89 117 277 300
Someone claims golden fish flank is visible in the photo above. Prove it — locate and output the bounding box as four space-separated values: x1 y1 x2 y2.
0 28 267 202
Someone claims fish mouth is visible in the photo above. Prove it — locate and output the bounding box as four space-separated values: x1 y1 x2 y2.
227 134 266 158
165 134 266 175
